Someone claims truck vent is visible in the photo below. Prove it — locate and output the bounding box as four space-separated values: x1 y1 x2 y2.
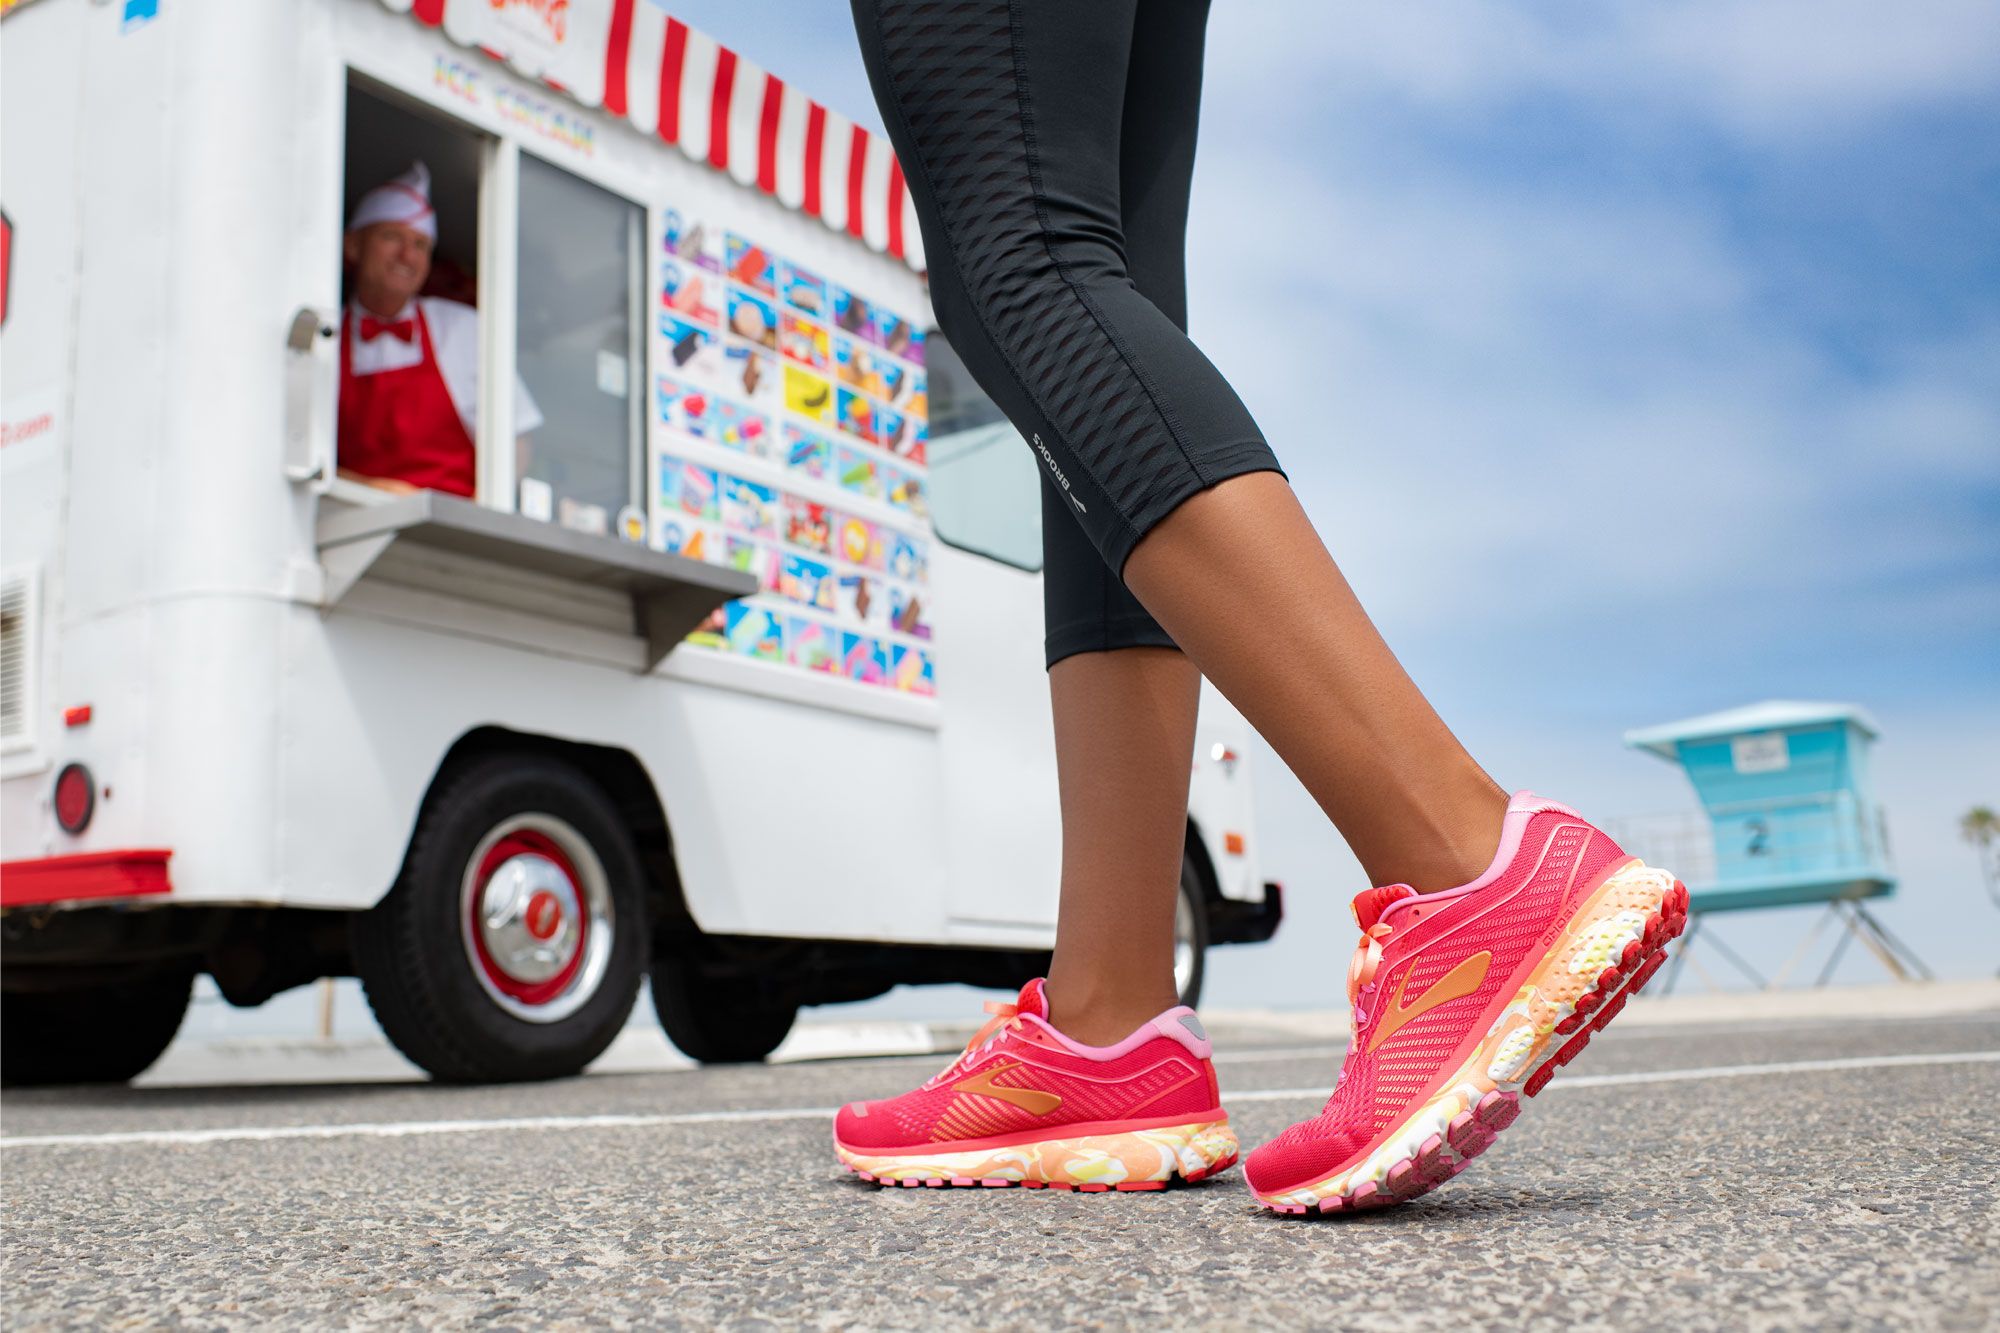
0 567 34 753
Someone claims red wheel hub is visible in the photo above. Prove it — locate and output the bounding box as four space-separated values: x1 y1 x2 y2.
523 889 563 941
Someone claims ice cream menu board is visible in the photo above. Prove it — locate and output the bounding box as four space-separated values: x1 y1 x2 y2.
652 208 936 696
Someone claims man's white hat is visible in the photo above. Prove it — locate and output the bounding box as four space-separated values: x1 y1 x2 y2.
347 161 436 241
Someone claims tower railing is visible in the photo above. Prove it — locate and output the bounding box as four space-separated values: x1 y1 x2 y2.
1605 793 1894 893
1604 797 1922 991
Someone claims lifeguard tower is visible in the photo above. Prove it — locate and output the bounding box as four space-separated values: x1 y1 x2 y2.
1621 701 1931 989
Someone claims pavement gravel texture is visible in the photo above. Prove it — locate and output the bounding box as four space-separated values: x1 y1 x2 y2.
3 1008 1996 1331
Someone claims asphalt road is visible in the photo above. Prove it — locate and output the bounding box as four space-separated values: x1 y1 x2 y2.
4 1006 1997 1331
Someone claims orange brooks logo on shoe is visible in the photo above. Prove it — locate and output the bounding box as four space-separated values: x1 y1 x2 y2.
953 1062 1062 1115
1367 951 1492 1053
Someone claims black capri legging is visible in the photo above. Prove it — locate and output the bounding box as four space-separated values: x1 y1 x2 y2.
850 0 1285 668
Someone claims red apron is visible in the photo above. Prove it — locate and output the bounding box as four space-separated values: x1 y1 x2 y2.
338 304 478 497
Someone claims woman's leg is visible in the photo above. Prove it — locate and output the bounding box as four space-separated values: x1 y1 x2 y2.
1042 647 1198 1043
1037 0 1217 1045
855 0 1217 1041
834 5 1245 1172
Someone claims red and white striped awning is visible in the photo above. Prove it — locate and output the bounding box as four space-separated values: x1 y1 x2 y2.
381 0 924 271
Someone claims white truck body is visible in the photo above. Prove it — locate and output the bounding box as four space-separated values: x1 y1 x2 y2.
0 0 1275 1072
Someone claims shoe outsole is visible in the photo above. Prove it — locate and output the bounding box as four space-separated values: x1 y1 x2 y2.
838 1149 1242 1193
1258 871 1690 1216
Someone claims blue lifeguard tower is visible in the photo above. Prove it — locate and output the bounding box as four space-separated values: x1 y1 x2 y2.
1622 701 1930 988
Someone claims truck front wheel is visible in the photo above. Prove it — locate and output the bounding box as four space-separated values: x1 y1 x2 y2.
0 965 194 1087
353 755 647 1083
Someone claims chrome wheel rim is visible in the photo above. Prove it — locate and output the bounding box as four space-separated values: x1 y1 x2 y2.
459 813 614 1024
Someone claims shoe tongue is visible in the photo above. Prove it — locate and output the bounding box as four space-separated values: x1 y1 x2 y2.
1352 884 1419 932
1015 977 1051 1020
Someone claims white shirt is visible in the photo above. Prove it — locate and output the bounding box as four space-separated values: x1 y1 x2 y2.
347 297 545 436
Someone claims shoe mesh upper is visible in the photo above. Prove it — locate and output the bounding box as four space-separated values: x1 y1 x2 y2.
840 1026 1218 1152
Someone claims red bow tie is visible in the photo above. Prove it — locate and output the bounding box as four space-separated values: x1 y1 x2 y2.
360 315 416 344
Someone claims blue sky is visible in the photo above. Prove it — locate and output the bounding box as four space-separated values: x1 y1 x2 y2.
654 0 2000 1000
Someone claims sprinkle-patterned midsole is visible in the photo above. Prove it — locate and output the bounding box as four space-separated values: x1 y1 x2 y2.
837 1118 1239 1189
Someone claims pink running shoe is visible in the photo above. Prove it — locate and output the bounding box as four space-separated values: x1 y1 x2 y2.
834 978 1239 1191
1245 791 1688 1214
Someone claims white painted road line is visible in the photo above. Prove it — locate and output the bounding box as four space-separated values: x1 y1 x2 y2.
809 1010 2000 1075
0 1106 836 1150
3 1050 1994 1152
1207 1011 2000 1066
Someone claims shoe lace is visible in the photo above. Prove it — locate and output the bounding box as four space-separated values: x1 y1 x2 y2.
1346 922 1395 1026
925 999 1022 1088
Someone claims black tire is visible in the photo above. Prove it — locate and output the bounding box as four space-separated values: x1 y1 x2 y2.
353 754 647 1083
1 966 194 1087
650 959 798 1064
1175 855 1211 1010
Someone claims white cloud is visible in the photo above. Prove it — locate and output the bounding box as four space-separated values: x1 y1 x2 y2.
1213 0 2000 135
1632 0 2000 128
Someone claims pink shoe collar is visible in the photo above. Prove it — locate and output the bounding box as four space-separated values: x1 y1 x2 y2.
1375 791 1580 932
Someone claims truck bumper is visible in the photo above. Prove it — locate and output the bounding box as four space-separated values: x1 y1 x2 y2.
1 850 174 908
1210 880 1283 946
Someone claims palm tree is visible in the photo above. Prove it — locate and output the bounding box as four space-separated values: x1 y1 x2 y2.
1963 806 1999 910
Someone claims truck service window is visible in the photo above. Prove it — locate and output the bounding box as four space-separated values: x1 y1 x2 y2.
337 83 490 500
515 155 645 533
921 330 1043 571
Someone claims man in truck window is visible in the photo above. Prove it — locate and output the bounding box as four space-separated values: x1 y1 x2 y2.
338 161 542 497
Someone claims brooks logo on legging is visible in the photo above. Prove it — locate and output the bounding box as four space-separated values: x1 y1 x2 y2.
1033 434 1087 514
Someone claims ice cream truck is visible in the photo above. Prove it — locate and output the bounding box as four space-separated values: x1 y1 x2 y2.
0 0 1279 1084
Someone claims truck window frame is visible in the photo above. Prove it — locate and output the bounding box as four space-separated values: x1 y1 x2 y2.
509 144 648 526
918 326 1045 574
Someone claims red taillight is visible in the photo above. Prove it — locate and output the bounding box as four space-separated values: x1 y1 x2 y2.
53 763 95 835
63 705 93 728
